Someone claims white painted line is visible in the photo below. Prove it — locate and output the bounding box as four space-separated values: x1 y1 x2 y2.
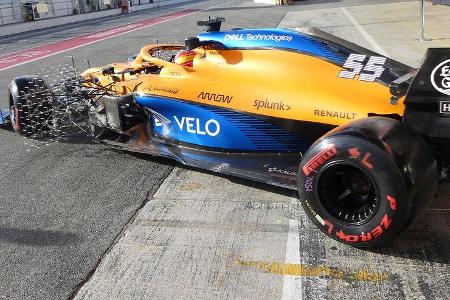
282 199 302 300
340 7 388 57
0 0 239 72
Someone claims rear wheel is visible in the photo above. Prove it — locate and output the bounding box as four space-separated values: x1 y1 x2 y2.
298 117 438 247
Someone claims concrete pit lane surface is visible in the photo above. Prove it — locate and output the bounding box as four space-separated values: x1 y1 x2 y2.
73 169 450 300
0 1 449 299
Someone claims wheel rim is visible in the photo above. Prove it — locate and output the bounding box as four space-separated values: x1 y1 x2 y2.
317 162 380 225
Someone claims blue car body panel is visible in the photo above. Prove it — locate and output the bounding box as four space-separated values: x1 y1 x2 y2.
0 109 10 125
198 28 347 65
135 95 310 152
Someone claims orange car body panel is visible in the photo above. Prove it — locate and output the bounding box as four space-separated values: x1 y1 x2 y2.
82 45 405 127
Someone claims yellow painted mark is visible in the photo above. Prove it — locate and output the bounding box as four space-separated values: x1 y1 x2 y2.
234 259 390 282
179 182 202 191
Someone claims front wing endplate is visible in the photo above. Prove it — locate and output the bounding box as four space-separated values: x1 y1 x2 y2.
0 109 10 125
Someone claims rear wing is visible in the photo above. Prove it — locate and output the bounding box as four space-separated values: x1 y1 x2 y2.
405 48 450 105
403 48 450 145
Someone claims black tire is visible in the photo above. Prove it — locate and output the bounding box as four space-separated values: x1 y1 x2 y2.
9 76 53 137
298 117 438 248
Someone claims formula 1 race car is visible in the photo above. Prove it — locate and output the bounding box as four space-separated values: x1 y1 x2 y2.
1 18 449 248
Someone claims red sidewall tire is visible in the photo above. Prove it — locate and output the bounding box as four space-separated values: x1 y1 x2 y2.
10 105 21 133
9 77 52 137
298 136 411 248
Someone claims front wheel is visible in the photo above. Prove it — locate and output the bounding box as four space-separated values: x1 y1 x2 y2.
9 76 53 137
298 118 438 248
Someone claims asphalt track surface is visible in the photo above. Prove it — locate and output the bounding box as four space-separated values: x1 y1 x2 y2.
0 0 449 299
0 132 173 299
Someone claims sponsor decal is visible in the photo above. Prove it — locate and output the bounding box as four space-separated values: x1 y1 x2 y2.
304 177 314 192
303 198 319 217
302 144 337 176
331 214 392 242
348 148 374 169
253 99 291 111
267 167 297 177
154 118 163 127
152 86 179 95
154 115 220 137
348 147 361 158
197 92 233 103
224 33 293 43
440 101 450 115
174 116 220 137
387 195 397 211
361 153 373 169
339 54 386 82
323 195 397 243
431 59 450 96
314 109 357 120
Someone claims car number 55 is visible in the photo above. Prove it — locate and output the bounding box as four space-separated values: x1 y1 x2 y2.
338 54 387 82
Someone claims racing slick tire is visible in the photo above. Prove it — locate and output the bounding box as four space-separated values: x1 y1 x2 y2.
9 76 53 137
297 117 438 248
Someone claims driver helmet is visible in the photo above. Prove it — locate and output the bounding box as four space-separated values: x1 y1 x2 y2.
174 50 196 67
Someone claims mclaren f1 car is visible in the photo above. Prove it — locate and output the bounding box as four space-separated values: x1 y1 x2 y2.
2 18 449 248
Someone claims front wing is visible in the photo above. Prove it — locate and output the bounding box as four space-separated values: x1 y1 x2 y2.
0 109 10 125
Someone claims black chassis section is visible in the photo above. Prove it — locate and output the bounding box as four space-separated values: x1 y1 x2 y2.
403 48 450 173
101 136 303 190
